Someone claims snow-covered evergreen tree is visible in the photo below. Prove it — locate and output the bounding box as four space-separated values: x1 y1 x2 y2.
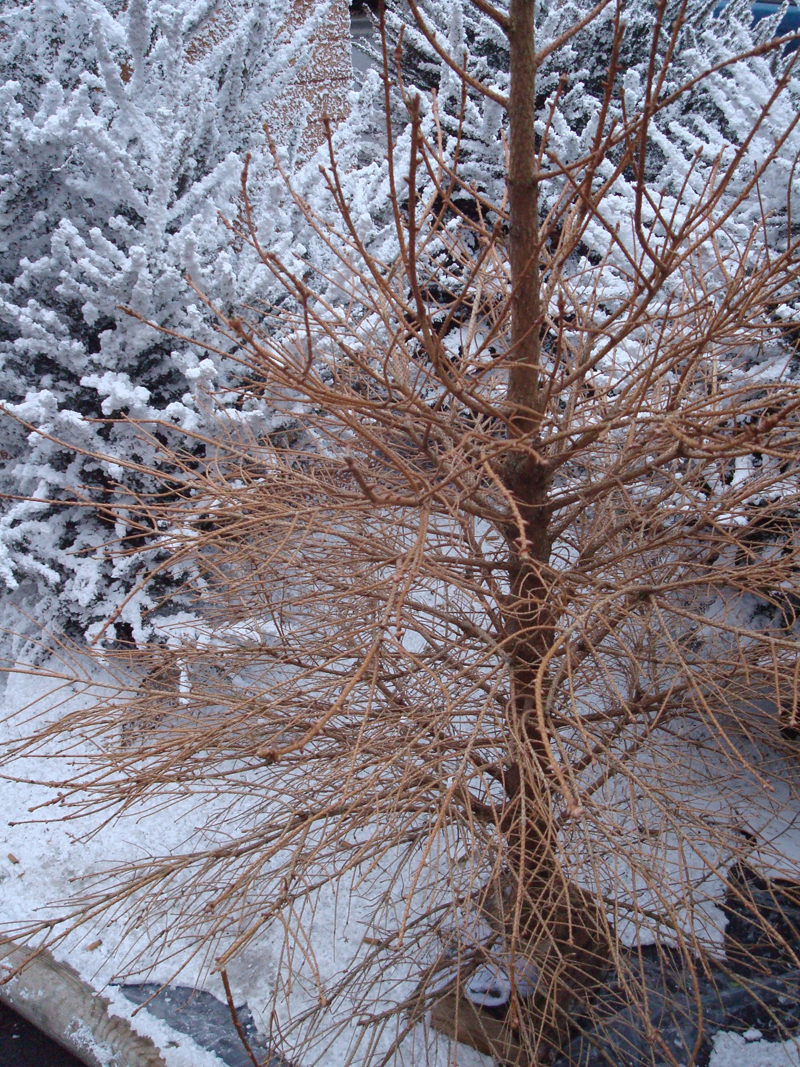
368 0 800 245
354 0 800 472
0 0 328 651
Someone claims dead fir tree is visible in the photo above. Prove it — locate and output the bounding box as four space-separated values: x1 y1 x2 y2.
4 0 800 1065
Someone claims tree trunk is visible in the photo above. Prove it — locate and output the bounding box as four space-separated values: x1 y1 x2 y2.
507 0 541 436
503 0 553 892
498 0 604 1041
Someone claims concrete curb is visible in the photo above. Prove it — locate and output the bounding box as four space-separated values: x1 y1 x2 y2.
0 937 167 1067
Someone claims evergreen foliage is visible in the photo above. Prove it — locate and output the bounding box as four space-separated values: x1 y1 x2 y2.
0 0 317 650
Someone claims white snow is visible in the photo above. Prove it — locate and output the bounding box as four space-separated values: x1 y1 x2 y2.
0 665 234 1065
710 1031 800 1067
4 658 800 1067
0 662 491 1067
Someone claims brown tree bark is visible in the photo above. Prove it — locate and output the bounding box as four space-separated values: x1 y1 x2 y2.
499 0 602 1035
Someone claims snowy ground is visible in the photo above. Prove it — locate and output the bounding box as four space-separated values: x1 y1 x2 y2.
710 1030 800 1067
0 662 485 1067
2 661 800 1067
0 666 252 1067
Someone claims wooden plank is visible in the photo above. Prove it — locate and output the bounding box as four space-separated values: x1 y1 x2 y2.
430 992 531 1066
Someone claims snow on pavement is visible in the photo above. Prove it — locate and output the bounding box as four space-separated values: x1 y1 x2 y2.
710 1030 800 1067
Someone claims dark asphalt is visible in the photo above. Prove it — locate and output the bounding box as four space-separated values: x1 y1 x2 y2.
0 1001 84 1067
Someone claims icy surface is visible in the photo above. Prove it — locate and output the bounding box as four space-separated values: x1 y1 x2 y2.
117 985 278 1067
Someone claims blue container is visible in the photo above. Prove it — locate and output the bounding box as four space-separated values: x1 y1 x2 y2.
752 0 800 41
715 0 800 50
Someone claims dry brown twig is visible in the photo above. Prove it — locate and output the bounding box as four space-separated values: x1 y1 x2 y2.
3 1 800 1065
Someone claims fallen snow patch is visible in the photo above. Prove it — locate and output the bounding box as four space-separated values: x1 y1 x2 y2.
710 1030 800 1067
